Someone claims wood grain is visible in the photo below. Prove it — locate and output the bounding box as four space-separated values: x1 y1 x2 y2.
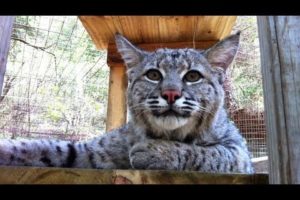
79 16 236 50
194 16 237 41
106 62 127 131
0 16 15 97
257 16 300 184
0 167 268 184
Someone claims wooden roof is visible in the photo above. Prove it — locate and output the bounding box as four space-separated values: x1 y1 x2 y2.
79 16 237 50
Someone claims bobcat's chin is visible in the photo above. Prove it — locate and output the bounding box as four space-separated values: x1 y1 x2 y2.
148 115 189 131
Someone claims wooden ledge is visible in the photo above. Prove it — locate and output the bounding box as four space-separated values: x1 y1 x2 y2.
107 41 218 66
0 167 268 184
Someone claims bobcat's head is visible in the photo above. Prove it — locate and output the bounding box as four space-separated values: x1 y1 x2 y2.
115 33 240 139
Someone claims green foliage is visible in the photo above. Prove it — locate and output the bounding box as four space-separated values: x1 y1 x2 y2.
230 16 263 110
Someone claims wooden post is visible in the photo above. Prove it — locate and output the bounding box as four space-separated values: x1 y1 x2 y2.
106 60 127 132
257 16 300 184
0 16 14 97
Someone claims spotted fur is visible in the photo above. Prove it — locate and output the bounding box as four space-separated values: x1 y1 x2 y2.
0 32 253 173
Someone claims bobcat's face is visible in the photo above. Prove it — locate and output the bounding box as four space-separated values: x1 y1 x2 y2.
126 48 225 131
116 33 240 135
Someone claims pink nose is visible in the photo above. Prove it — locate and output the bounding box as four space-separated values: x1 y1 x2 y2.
162 90 182 104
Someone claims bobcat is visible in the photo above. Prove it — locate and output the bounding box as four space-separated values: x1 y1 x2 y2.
0 32 253 173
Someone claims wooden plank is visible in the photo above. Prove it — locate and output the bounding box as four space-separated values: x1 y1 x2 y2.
102 16 124 37
257 16 300 184
0 167 268 184
107 40 218 65
79 16 236 50
117 16 142 43
0 16 14 97
218 16 238 39
106 62 127 131
158 16 196 43
138 16 160 43
194 16 237 41
195 16 221 41
79 16 112 50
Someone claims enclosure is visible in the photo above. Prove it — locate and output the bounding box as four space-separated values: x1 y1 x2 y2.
0 16 299 184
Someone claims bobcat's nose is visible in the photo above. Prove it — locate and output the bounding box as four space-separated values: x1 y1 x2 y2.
162 89 182 104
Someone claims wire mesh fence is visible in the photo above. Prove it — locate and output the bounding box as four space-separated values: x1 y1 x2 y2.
0 16 267 160
0 16 109 141
227 16 267 159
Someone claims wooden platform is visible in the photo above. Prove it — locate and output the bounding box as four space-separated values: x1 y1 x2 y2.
0 167 268 184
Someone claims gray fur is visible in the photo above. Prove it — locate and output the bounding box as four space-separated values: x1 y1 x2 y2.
0 33 253 173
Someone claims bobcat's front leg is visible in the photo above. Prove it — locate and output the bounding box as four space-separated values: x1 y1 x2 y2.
129 139 184 170
0 124 135 169
129 139 253 173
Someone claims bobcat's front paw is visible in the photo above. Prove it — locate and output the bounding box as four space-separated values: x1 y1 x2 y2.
129 141 177 170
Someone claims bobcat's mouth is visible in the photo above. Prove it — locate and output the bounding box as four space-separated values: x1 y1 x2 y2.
151 108 190 118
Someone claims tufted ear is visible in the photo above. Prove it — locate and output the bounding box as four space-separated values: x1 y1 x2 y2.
204 31 240 71
115 33 146 68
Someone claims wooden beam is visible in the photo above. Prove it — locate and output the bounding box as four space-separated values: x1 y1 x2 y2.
0 16 14 97
106 62 127 131
0 167 268 184
107 40 218 65
257 16 300 184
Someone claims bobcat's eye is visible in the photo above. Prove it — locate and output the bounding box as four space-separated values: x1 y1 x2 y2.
184 70 203 82
145 69 162 81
